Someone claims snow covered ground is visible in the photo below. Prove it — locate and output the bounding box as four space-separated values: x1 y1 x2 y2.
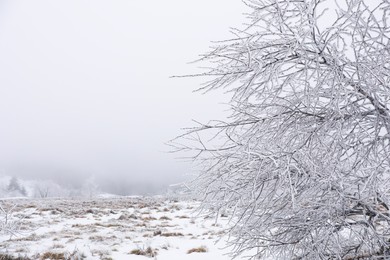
0 197 243 260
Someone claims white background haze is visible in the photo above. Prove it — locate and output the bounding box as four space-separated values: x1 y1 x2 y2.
0 0 247 194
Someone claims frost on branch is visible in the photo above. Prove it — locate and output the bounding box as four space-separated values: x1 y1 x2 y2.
173 0 390 259
0 203 25 239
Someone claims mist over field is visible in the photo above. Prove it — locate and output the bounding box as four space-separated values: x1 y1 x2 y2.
0 0 247 195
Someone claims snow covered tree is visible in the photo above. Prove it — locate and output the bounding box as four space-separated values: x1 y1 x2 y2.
33 180 68 198
174 0 390 259
81 176 99 198
34 182 50 198
7 177 27 197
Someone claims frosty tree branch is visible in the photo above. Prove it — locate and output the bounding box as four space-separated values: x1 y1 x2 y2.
0 203 24 239
173 0 390 259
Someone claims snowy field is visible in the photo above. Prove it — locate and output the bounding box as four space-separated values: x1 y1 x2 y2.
0 197 243 260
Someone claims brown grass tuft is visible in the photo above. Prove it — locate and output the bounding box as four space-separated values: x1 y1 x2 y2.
40 252 65 260
159 216 171 220
187 246 207 254
0 254 30 260
160 232 183 237
129 247 157 258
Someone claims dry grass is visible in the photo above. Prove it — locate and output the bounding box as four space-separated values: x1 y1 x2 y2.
153 230 162 236
187 246 208 254
153 230 184 237
94 223 122 228
129 247 157 258
160 232 183 237
142 216 157 221
51 243 65 249
159 216 171 220
40 252 65 260
0 254 30 260
1 248 85 260
88 235 104 242
0 198 212 259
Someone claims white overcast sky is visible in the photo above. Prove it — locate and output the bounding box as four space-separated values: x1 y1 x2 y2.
0 1 247 193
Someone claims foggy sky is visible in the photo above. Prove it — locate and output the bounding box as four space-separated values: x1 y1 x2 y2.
0 1 247 194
